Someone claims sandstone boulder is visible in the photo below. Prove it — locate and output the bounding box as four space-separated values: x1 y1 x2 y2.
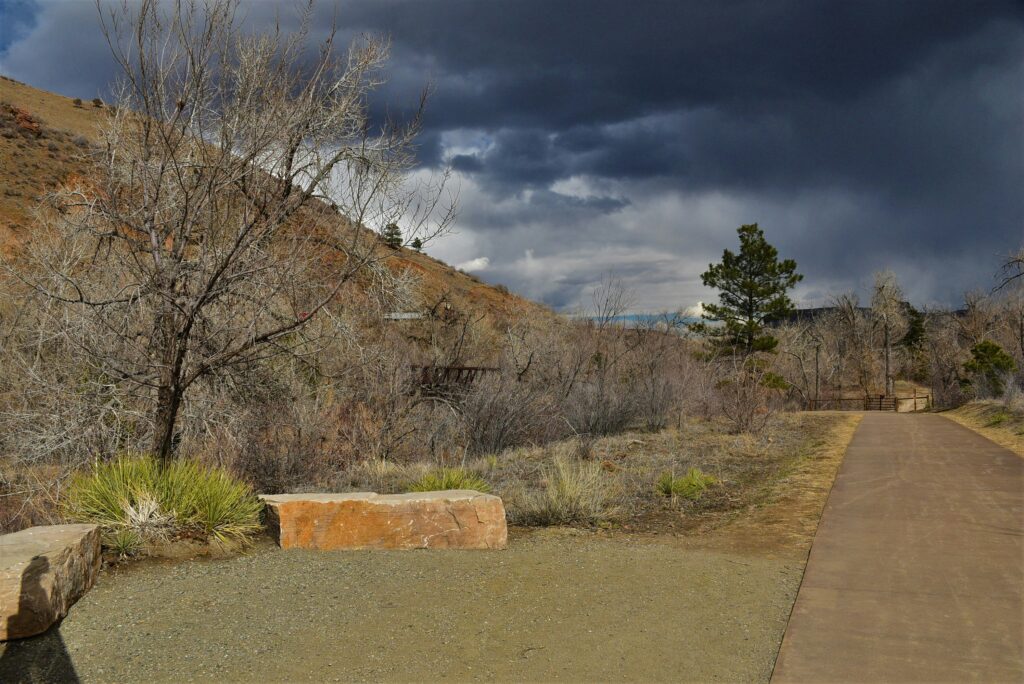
260 491 508 550
1 524 101 640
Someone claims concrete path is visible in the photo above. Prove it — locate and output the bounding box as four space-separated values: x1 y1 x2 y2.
773 413 1023 683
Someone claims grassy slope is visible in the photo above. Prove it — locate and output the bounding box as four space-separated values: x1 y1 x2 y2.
940 401 1024 457
345 411 863 558
0 74 546 327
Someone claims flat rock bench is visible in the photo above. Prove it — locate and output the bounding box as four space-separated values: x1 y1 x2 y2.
1 524 101 640
260 491 507 550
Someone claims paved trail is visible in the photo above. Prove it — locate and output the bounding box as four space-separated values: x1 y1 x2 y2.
773 413 1024 683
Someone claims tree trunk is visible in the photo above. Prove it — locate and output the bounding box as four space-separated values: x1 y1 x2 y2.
814 344 820 404
1018 315 1023 360
884 323 893 396
150 295 185 467
152 382 184 466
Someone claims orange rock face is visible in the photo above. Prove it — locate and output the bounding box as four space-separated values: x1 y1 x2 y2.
260 491 508 550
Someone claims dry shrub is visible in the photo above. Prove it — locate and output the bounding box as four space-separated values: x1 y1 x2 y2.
0 254 709 534
709 356 785 434
506 446 620 526
634 373 679 432
228 398 343 495
562 375 643 438
345 458 426 494
0 465 64 533
458 373 562 456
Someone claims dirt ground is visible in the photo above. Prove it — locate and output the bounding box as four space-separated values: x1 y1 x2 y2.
0 414 860 683
2 535 801 683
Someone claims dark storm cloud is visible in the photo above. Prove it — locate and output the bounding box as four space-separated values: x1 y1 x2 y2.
1 0 1021 310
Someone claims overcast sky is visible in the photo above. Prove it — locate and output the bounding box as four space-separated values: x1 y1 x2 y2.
1 0 1021 312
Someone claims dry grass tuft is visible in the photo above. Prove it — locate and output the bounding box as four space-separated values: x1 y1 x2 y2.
408 467 491 493
511 453 620 526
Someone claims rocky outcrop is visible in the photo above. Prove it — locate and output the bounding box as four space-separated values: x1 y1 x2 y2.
260 491 508 550
1 524 101 640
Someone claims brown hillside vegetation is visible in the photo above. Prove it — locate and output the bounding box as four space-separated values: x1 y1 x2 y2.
0 74 544 328
1 68 709 539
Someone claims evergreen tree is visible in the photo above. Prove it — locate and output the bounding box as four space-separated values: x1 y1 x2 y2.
382 222 403 248
900 304 926 348
696 223 802 355
410 237 423 252
963 340 1016 397
900 304 929 382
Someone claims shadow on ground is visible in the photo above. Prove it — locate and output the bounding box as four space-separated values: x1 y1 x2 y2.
0 556 80 683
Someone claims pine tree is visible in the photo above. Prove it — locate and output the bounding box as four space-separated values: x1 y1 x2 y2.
696 223 802 356
382 222 403 249
963 340 1016 397
410 237 423 252
901 304 926 349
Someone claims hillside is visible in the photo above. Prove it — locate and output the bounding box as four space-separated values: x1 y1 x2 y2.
0 74 549 348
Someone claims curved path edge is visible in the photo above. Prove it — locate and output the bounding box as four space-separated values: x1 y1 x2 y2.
772 413 1024 683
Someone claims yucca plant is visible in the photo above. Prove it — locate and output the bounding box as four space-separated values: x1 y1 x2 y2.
154 459 203 520
106 528 144 559
187 467 264 543
63 454 160 530
64 454 262 552
408 467 491 493
656 468 717 500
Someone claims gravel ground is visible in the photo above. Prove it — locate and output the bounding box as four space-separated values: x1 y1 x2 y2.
0 531 803 683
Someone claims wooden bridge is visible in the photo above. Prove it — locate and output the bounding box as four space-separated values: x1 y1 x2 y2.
410 365 498 396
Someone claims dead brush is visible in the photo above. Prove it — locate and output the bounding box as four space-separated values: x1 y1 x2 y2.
122 495 175 543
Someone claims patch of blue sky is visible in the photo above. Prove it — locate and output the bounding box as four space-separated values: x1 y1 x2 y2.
0 0 39 57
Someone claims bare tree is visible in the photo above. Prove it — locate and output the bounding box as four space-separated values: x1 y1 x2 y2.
712 353 782 433
5 0 452 465
774 319 836 408
997 283 1024 364
954 290 997 347
871 271 907 396
996 248 1024 291
919 310 958 406
833 293 880 397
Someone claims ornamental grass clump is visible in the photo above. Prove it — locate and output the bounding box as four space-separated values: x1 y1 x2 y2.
656 467 717 500
408 467 491 493
64 454 262 556
517 456 619 526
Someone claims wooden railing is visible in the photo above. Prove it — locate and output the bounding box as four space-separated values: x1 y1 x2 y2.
807 392 930 412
